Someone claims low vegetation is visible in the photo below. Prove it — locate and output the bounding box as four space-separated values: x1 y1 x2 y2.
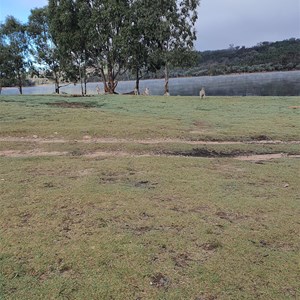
0 94 299 299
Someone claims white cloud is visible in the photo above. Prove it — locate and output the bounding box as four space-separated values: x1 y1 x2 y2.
195 0 300 50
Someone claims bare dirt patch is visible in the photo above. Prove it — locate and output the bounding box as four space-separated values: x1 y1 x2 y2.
199 240 222 251
0 137 66 143
134 180 158 189
169 148 243 157
216 211 248 222
84 151 153 158
172 253 192 268
1 135 299 160
1 136 299 145
1 149 300 161
188 205 211 214
150 273 171 289
250 135 271 141
234 154 300 161
168 147 300 161
0 150 68 158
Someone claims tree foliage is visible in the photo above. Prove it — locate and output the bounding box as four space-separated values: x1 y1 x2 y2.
0 16 29 94
86 0 132 93
139 0 200 93
125 0 161 93
2 2 300 94
47 0 200 94
1 0 200 93
27 6 69 94
48 0 86 94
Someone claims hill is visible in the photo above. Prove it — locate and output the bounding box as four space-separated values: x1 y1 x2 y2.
170 38 300 77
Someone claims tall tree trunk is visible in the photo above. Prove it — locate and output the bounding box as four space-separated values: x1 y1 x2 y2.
135 66 140 94
100 68 108 93
84 76 87 95
79 64 87 96
17 73 23 95
107 68 115 94
79 67 84 96
54 71 60 94
84 64 87 95
55 78 60 94
83 54 87 95
164 63 169 95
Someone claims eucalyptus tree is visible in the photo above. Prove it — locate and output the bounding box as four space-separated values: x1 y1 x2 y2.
145 0 200 94
49 0 139 94
27 6 70 94
0 40 15 93
48 0 89 94
126 0 148 93
47 0 199 95
75 0 94 95
85 0 132 94
0 16 29 94
126 0 164 94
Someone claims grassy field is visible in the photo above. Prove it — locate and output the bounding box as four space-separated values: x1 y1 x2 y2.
0 94 299 299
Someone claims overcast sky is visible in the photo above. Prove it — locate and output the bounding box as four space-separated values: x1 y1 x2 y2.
0 0 299 51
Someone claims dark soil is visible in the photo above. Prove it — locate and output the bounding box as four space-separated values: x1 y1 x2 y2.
168 148 248 158
150 273 170 288
173 253 191 268
134 180 158 189
47 101 104 108
200 240 222 251
250 135 271 141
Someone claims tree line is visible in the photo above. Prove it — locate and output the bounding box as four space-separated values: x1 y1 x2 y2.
183 39 300 77
100 38 300 81
0 0 199 95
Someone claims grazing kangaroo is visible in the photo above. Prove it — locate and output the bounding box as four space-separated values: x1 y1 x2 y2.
199 87 206 98
143 87 150 96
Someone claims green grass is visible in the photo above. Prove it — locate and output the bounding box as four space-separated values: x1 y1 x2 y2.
0 94 299 299
0 94 299 140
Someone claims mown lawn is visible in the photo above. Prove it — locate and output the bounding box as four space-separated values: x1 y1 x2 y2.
0 94 299 299
0 94 299 141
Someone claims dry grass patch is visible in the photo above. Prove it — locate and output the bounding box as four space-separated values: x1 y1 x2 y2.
0 94 300 299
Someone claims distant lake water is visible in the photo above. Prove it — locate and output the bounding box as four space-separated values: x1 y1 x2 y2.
1 71 300 96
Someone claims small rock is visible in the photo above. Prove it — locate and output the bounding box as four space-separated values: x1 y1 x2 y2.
32 135 38 139
284 184 289 188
